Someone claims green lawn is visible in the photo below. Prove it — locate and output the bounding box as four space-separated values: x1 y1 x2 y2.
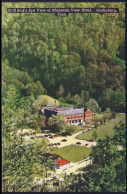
72 124 93 135
76 113 125 141
72 126 84 134
51 145 91 163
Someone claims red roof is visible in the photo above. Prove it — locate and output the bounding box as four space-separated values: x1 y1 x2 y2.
85 109 92 114
56 159 70 166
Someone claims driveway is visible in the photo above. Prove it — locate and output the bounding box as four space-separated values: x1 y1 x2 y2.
23 130 97 148
47 135 96 148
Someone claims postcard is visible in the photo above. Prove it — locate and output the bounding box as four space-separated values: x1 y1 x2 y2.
2 1 126 192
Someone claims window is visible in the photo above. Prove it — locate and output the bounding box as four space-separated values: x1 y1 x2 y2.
72 120 74 123
69 121 71 124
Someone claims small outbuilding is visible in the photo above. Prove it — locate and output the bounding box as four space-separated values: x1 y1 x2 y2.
55 159 70 169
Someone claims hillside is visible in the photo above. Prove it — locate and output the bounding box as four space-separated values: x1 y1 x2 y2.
2 2 125 112
2 63 46 100
2 64 71 109
2 2 126 192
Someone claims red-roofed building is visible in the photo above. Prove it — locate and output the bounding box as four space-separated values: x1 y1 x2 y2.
55 159 71 169
56 159 70 166
45 152 71 169
84 109 93 123
40 107 92 126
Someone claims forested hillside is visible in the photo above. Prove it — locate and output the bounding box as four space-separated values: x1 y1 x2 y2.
2 63 46 100
2 2 126 192
2 2 125 112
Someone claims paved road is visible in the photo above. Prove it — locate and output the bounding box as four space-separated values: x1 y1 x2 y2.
47 134 97 148
23 129 97 148
72 128 89 138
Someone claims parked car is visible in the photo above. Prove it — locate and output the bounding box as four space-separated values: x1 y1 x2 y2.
44 135 48 137
76 142 81 145
89 139 94 142
30 137 35 139
57 143 60 145
49 143 53 146
54 143 57 146
61 139 67 142
49 136 53 138
85 144 88 146
53 135 57 138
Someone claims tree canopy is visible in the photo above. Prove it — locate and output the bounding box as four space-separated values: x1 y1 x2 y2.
2 2 125 112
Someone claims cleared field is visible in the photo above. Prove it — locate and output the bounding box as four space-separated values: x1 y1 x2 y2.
51 145 91 163
76 114 125 141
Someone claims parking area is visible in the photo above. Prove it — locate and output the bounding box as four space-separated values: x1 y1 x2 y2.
45 134 96 148
22 130 97 148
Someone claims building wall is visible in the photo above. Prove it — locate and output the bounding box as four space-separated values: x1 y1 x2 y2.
84 109 92 123
65 114 84 125
57 163 71 169
42 108 92 125
65 110 92 125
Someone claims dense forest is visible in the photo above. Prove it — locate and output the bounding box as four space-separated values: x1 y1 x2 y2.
2 2 126 192
2 2 125 112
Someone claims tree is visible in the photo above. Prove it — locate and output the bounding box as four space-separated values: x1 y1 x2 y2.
100 89 125 112
73 94 82 106
55 122 126 192
56 84 65 98
2 3 125 108
112 121 126 148
87 98 99 112
2 89 53 192
102 111 112 124
64 125 77 135
80 90 89 106
65 92 72 103
28 110 45 131
48 114 66 133
110 111 116 119
92 116 99 128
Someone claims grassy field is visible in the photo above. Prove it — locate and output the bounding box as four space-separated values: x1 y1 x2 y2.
76 113 125 141
72 126 84 134
51 145 91 163
72 124 93 135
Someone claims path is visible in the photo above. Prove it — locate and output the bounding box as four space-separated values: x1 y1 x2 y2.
72 128 90 138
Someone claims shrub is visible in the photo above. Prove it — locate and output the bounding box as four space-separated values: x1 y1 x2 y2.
64 125 77 135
